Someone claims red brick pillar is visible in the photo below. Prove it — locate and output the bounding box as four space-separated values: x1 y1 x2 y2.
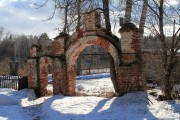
39 57 49 96
117 23 145 95
66 65 76 96
116 65 145 95
51 58 61 94
52 58 67 95
27 59 37 89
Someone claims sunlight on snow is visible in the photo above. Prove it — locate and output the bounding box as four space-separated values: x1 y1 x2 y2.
51 97 100 114
97 98 116 113
0 117 8 120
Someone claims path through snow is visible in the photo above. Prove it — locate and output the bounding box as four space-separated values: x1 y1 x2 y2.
0 77 180 120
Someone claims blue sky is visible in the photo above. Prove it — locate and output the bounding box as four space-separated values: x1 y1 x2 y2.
0 0 179 39
0 0 60 38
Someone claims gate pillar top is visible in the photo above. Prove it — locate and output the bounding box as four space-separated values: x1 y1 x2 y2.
82 9 102 31
30 44 41 58
49 33 67 57
119 23 140 53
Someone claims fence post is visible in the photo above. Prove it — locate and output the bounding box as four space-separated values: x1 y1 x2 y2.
18 76 28 90
10 61 19 75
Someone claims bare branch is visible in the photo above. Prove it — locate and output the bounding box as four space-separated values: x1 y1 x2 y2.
34 0 49 9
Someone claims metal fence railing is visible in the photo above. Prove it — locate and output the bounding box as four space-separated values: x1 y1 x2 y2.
0 76 28 90
77 54 110 75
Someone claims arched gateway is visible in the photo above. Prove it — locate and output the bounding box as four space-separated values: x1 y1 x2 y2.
27 10 145 97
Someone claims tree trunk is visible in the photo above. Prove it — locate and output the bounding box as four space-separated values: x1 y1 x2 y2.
123 0 132 23
76 0 81 31
139 0 148 49
139 0 148 34
164 67 173 99
158 0 172 99
63 5 68 33
102 0 111 32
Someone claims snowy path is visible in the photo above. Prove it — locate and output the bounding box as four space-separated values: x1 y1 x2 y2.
40 92 180 120
21 96 51 120
0 89 36 120
0 77 180 120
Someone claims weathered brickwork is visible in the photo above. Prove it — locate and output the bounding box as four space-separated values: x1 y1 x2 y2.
30 46 37 57
82 11 101 31
131 31 140 52
119 23 140 53
66 36 120 95
27 59 37 89
50 36 65 56
27 10 145 97
51 58 67 94
39 57 50 96
118 23 145 94
116 65 145 95
120 31 134 53
142 52 164 81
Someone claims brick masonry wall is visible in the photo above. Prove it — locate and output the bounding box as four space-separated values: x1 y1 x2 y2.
120 31 134 53
50 37 64 56
82 12 101 31
27 59 37 89
118 23 145 95
142 52 164 81
120 30 140 53
66 36 119 67
51 58 67 95
116 65 145 95
66 36 120 95
131 31 140 52
27 11 146 97
39 57 49 96
29 47 37 57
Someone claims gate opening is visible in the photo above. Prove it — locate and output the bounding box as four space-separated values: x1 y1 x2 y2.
47 64 53 95
75 45 115 97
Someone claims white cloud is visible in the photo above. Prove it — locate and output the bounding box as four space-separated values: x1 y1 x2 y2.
28 16 41 20
166 0 179 5
0 0 18 7
0 0 60 39
152 0 179 6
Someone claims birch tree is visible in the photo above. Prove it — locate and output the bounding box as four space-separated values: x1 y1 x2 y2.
123 0 132 23
145 0 180 99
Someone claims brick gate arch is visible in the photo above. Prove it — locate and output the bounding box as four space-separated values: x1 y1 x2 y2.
65 36 120 95
27 9 145 97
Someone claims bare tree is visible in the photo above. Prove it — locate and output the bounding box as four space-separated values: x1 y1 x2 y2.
35 0 112 33
102 0 111 31
76 0 81 31
139 0 148 34
0 27 4 41
123 0 132 23
145 0 180 99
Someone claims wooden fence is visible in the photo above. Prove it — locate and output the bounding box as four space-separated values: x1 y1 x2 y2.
0 76 28 90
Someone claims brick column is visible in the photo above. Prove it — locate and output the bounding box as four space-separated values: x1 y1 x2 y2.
66 65 76 96
27 59 37 89
116 65 145 95
51 58 61 94
39 57 49 96
117 23 146 95
52 58 67 95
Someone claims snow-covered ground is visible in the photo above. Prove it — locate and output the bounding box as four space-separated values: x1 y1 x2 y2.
0 88 36 120
48 78 115 97
48 73 114 97
76 78 115 97
0 75 180 120
0 88 179 120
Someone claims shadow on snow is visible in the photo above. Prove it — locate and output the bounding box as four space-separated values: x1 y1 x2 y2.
41 92 159 120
